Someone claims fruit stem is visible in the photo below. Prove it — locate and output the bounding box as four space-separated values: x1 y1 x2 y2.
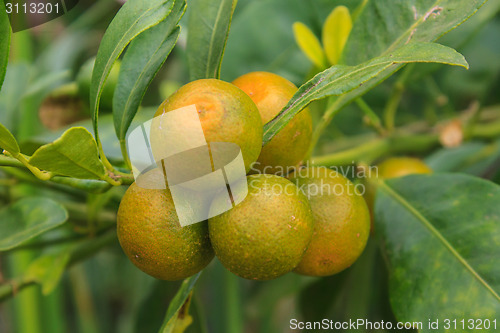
119 139 132 170
311 115 500 167
2 151 53 181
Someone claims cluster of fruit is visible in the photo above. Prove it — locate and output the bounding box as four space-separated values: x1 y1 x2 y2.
117 72 430 281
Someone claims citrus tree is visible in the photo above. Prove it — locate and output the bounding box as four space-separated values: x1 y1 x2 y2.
0 0 499 332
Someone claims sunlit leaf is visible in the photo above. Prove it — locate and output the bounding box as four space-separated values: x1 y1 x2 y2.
29 127 106 179
322 6 352 65
0 121 20 156
293 22 327 69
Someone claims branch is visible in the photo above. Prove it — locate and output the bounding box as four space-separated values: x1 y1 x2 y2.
0 230 117 302
311 119 500 167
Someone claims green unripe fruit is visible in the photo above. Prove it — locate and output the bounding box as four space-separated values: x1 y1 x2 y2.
288 167 370 276
376 157 433 179
364 157 433 223
208 174 314 280
232 71 313 174
117 180 214 281
151 79 263 173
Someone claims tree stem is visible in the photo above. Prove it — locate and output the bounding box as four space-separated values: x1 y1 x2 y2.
311 117 500 167
0 230 117 302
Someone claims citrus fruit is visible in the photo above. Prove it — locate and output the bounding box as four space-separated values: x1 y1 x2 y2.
117 177 214 281
151 79 262 173
232 71 312 174
288 167 370 276
376 157 432 179
208 174 314 280
364 157 432 219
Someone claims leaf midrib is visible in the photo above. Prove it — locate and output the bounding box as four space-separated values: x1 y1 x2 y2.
379 181 500 302
30 129 105 178
92 0 174 140
205 0 227 78
383 0 444 55
38 149 104 178
263 42 466 140
118 29 179 138
117 0 185 138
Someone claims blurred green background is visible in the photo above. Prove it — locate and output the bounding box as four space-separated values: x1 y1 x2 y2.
0 0 499 332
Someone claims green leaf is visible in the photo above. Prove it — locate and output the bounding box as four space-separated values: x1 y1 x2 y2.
26 252 71 295
439 0 500 50
263 42 468 144
375 174 500 329
0 121 20 156
28 109 158 162
343 0 489 65
221 0 322 83
309 0 490 141
29 127 106 179
0 198 68 251
0 64 31 130
425 140 500 176
248 273 312 333
322 6 352 65
0 1 10 91
293 22 327 69
90 0 175 149
351 0 369 22
24 70 71 99
134 280 183 333
158 273 201 333
113 0 185 143
186 0 237 80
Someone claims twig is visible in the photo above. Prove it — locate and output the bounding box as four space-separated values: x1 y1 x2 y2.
0 230 117 302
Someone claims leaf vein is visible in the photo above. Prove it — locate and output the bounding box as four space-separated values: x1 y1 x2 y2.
380 181 500 302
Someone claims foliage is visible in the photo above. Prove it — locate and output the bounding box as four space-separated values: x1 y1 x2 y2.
0 0 499 332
